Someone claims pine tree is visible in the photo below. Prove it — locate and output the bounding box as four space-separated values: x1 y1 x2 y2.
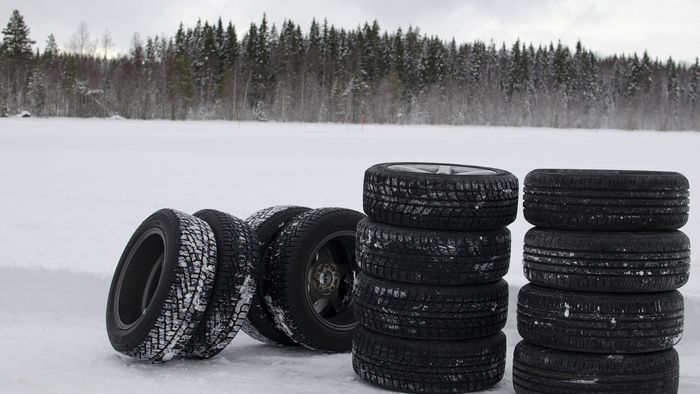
251 15 271 113
689 58 700 105
223 22 238 65
44 34 58 57
552 42 571 90
2 10 35 59
666 58 680 104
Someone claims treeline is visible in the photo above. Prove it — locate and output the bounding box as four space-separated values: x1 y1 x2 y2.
1 9 699 130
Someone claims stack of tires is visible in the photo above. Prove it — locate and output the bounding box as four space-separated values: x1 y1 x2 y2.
514 169 690 393
352 162 519 393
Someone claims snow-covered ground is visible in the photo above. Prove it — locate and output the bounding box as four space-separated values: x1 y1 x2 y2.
0 118 698 393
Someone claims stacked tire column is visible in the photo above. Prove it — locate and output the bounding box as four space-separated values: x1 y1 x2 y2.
514 169 691 393
352 163 519 393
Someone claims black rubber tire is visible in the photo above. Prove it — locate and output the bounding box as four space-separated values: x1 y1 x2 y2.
523 169 690 231
517 284 684 354
263 207 365 352
363 162 518 231
242 206 310 346
182 210 258 358
356 218 510 285
106 209 217 362
353 326 506 393
524 228 691 293
354 273 508 340
513 341 679 393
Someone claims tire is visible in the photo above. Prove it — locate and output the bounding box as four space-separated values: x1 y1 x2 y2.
182 210 258 358
353 326 506 393
517 284 684 353
106 209 217 362
513 341 679 393
523 169 689 231
363 162 518 231
524 228 690 292
356 218 510 285
242 206 310 346
354 274 508 340
263 207 364 352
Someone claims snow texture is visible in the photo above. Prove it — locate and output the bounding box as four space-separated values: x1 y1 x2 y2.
0 118 699 392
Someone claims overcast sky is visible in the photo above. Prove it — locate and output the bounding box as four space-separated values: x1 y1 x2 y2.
1 0 698 63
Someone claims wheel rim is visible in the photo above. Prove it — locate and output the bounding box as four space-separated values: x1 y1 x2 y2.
304 230 357 331
388 163 497 176
114 228 166 330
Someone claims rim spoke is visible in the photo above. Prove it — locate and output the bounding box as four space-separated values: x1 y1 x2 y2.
453 169 497 175
436 165 453 175
307 283 325 304
315 246 334 265
313 298 333 316
389 164 433 174
329 290 346 312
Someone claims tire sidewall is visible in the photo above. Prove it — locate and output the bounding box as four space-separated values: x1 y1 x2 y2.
106 211 180 351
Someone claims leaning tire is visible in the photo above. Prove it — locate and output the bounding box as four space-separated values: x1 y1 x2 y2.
363 162 518 231
517 284 684 353
356 218 510 285
524 228 691 292
106 209 217 362
242 206 310 346
354 273 508 340
263 207 364 352
513 341 679 393
353 326 506 393
523 169 690 231
182 210 258 359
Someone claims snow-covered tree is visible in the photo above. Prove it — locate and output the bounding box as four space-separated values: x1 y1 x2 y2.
2 10 35 59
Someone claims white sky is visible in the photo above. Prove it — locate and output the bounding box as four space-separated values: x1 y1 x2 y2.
1 0 698 63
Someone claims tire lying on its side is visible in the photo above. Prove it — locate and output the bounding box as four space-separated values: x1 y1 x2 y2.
517 284 684 354
106 209 217 362
354 273 508 340
263 207 364 352
242 206 310 346
353 326 506 394
523 169 690 231
182 209 258 359
513 341 679 394
524 228 691 293
363 162 519 231
356 218 510 285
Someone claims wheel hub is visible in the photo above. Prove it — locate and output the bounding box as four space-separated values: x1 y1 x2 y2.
312 263 340 295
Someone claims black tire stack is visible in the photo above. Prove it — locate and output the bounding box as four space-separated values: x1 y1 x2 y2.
353 162 519 393
514 169 690 393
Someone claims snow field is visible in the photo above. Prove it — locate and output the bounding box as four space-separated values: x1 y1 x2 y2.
1 118 699 392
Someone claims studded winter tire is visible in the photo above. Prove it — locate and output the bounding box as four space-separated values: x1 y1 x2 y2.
363 162 518 231
523 169 690 231
106 208 217 362
242 206 310 346
356 218 510 285
263 207 364 352
354 273 508 340
181 209 258 358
